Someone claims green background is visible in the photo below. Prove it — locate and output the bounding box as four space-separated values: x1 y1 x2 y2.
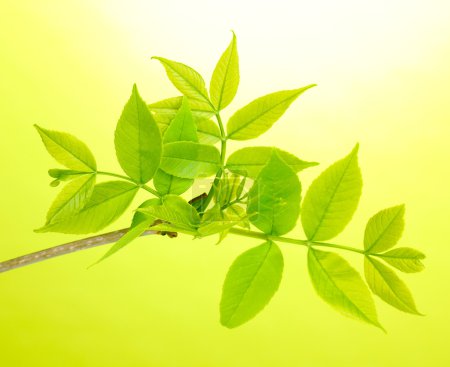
1 0 449 365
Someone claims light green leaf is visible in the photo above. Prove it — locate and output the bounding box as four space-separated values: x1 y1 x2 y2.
364 205 405 253
226 85 315 140
36 181 138 234
226 205 250 229
35 125 96 171
210 32 239 110
114 84 162 184
160 141 221 179
226 146 318 179
220 241 283 328
301 144 362 241
198 204 245 238
364 256 422 315
195 118 221 145
162 97 198 143
47 169 89 187
138 195 200 231
152 57 213 107
377 247 425 273
154 97 197 195
154 170 194 196
247 152 301 235
95 199 161 264
149 96 215 123
308 248 382 329
214 173 242 207
45 174 96 224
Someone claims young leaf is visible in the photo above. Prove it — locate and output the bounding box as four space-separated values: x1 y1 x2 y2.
210 32 239 110
308 248 382 329
137 195 200 231
220 241 283 328
149 96 215 123
226 146 318 179
36 181 138 234
195 118 221 145
198 204 247 238
247 152 301 236
152 57 213 108
95 199 161 264
376 248 425 273
214 173 242 207
226 85 315 140
45 174 96 224
154 97 197 195
35 125 96 171
160 141 221 179
114 84 162 184
364 256 422 315
364 205 405 253
162 97 198 143
301 144 362 241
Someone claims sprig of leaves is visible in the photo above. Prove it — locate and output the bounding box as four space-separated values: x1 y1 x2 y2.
33 32 425 331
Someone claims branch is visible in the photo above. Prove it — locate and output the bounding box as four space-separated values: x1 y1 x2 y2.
0 228 162 274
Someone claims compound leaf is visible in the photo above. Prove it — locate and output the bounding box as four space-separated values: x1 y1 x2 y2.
226 146 318 179
36 181 138 234
152 57 212 107
226 85 315 140
377 247 425 273
114 84 162 184
220 241 283 328
210 32 239 110
301 144 362 241
35 125 96 171
247 152 301 236
308 248 382 329
160 141 221 179
45 174 96 224
364 205 405 253
364 256 422 315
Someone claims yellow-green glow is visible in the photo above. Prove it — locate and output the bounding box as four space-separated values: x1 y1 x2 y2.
1 0 449 366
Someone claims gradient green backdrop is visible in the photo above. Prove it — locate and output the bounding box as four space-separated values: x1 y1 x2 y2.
1 1 449 366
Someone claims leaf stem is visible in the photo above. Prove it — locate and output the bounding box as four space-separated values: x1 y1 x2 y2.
96 171 160 197
228 228 365 254
200 112 227 212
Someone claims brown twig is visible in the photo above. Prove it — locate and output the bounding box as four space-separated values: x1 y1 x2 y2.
0 228 163 274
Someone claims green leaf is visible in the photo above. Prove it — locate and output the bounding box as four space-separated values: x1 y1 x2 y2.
247 152 301 235
48 169 89 187
210 32 239 110
198 204 245 238
94 199 161 264
214 173 243 207
226 85 315 140
226 205 250 229
45 174 96 224
35 125 96 171
149 96 214 123
377 248 425 273
220 241 283 328
364 256 422 315
162 97 198 143
154 97 197 195
152 57 213 107
137 195 200 231
226 146 318 179
160 141 221 179
308 248 382 329
364 205 405 253
154 170 194 196
114 84 162 184
195 118 221 145
36 181 138 234
301 144 362 241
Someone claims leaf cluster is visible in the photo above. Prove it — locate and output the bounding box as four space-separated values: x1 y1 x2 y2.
35 33 425 330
